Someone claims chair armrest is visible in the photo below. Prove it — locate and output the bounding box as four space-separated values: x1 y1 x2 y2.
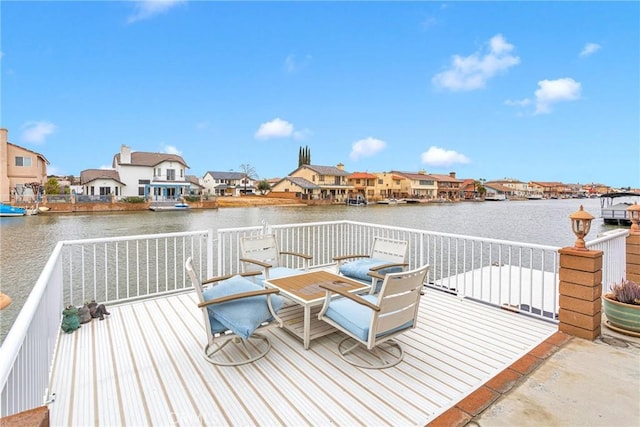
368 262 408 272
333 254 369 262
280 251 313 260
202 271 260 285
319 283 380 311
239 258 273 269
197 288 280 308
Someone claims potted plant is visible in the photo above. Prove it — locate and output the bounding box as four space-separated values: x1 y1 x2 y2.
603 279 640 337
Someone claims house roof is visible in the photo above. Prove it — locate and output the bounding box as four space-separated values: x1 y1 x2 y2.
80 169 125 185
280 176 318 189
391 171 436 181
8 142 50 164
292 164 350 176
348 172 377 179
485 182 513 193
530 181 565 188
205 171 248 180
186 175 204 188
429 174 463 183
113 151 188 168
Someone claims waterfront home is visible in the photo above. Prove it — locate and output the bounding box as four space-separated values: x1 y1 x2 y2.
79 169 125 200
430 172 464 201
271 163 352 201
186 175 205 196
0 128 49 203
391 170 438 199
346 172 377 200
202 171 257 196
1 219 627 424
484 182 513 201
112 145 191 201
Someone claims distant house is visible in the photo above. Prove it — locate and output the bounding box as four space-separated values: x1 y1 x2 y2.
429 172 464 201
484 182 512 201
0 128 49 203
186 175 205 196
202 171 256 196
346 172 377 200
269 176 319 200
79 169 125 199
271 164 351 201
112 145 190 200
391 170 438 199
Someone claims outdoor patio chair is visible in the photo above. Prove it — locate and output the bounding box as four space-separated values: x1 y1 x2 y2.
318 264 429 369
240 233 312 285
186 257 284 366
334 237 409 293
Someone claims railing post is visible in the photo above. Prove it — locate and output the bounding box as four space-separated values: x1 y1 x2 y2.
626 233 640 283
558 247 603 340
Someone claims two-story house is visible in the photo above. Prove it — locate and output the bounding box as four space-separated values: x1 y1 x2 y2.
271 164 352 201
430 172 464 201
112 145 190 200
390 170 438 199
0 128 49 203
346 172 377 200
202 171 256 196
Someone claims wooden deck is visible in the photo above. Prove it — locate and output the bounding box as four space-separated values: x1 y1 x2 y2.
48 288 556 426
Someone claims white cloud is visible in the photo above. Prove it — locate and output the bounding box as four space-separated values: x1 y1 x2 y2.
421 146 470 167
255 118 294 140
127 0 186 24
432 34 520 91
534 78 582 115
349 137 386 161
504 98 531 107
20 121 57 144
580 43 601 58
284 54 312 73
161 144 182 155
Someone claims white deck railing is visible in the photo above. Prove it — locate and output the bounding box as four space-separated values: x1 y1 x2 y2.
586 229 628 293
1 221 627 418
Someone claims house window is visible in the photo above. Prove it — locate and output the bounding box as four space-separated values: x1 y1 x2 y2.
15 156 32 167
138 187 145 196
138 179 150 185
318 175 325 182
166 169 175 180
180 169 184 178
99 187 111 195
154 167 161 177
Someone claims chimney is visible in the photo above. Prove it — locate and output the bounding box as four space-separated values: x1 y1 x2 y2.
418 170 426 175
337 163 344 171
120 145 131 164
449 172 456 179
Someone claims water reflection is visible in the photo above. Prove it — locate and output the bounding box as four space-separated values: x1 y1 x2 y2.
0 198 618 342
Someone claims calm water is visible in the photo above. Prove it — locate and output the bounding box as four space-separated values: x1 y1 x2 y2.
0 198 617 342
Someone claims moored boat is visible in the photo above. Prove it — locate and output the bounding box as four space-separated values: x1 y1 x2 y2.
600 191 640 226
0 204 26 217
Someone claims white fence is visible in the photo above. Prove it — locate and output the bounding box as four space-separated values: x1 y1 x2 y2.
586 229 628 293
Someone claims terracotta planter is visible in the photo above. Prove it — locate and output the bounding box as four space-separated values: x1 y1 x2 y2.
603 295 640 336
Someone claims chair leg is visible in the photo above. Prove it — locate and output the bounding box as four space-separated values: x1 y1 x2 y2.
203 333 272 366
337 337 404 369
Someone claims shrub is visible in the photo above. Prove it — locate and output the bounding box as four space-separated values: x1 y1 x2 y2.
184 196 200 202
608 279 640 305
122 197 145 204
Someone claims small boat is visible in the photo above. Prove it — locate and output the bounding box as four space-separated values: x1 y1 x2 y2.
527 193 543 200
377 198 398 205
600 191 640 226
149 201 190 211
345 195 367 206
0 204 26 217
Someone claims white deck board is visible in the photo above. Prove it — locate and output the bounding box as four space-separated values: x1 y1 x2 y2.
48 288 556 426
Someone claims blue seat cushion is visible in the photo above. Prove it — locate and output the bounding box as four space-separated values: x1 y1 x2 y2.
339 258 403 282
202 275 284 339
255 266 300 286
324 295 413 342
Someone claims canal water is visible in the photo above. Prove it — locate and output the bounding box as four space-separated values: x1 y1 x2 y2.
0 198 618 342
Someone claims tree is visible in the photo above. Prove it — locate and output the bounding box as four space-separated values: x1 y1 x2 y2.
474 180 486 198
238 163 257 195
44 177 61 195
298 145 311 167
257 179 271 195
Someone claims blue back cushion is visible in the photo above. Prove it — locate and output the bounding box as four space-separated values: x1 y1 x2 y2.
202 275 284 339
339 258 403 282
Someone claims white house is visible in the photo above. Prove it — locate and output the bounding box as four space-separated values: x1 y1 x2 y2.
112 145 190 200
79 169 125 199
202 171 256 196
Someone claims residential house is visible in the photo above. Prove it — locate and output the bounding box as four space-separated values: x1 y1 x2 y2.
347 172 377 200
202 171 256 197
269 176 319 200
271 164 352 201
372 172 405 200
529 181 566 199
460 179 478 200
112 145 190 200
391 170 438 199
186 175 205 196
489 179 529 199
429 172 464 201
0 128 49 203
79 169 125 200
484 182 512 201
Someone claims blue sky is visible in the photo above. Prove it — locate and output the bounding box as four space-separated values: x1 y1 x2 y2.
2 1 639 188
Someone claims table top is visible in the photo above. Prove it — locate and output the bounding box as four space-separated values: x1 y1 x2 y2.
264 270 369 303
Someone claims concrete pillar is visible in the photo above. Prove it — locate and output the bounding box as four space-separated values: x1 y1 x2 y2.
626 233 640 283
558 247 603 340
